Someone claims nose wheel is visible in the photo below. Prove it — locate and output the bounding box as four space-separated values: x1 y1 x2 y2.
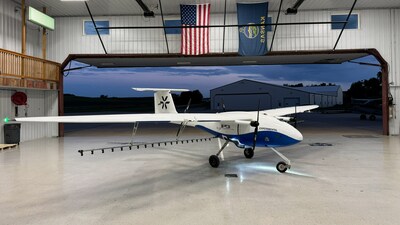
270 147 291 173
276 161 289 173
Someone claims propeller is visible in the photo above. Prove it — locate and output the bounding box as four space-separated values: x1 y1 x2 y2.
250 100 261 150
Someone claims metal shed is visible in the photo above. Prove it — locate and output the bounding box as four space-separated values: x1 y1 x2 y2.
210 79 342 111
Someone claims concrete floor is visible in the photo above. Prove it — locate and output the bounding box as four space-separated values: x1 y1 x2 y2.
1 113 400 225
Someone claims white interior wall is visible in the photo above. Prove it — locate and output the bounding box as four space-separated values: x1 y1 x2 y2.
0 0 58 144
0 0 42 57
390 10 400 134
0 89 58 143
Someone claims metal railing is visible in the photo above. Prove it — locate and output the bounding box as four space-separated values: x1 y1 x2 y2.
0 48 60 83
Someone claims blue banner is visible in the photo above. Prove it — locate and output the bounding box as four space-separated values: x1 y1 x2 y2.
237 2 269 56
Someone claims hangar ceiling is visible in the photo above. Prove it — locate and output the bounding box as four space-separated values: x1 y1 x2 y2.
17 0 400 17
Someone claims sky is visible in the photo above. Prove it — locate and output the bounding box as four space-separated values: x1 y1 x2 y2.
64 55 380 98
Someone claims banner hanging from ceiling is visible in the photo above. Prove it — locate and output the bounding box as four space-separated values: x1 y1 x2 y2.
237 2 269 56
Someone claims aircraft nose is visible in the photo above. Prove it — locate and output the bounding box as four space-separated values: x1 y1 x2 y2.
292 127 303 141
285 123 303 142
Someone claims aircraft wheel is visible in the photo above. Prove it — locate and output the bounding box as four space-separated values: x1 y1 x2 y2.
369 115 376 121
360 114 367 120
244 148 254 159
209 155 220 168
276 161 288 173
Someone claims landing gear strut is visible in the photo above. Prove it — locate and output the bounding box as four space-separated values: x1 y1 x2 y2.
270 147 291 173
208 139 230 168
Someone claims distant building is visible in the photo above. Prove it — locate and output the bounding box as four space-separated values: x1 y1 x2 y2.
292 85 343 105
210 79 343 111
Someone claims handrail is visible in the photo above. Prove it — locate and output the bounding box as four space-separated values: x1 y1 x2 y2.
0 48 60 65
0 48 61 83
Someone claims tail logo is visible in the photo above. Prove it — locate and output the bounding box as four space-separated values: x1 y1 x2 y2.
158 96 170 109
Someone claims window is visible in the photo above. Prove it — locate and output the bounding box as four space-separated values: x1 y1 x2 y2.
84 21 110 35
164 20 181 34
331 14 359 30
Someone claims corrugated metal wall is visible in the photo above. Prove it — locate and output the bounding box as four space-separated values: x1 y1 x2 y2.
210 80 339 110
46 9 396 61
390 9 400 134
0 89 58 143
0 0 58 143
0 0 42 57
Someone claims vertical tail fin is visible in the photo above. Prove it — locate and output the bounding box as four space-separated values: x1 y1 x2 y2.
133 88 189 114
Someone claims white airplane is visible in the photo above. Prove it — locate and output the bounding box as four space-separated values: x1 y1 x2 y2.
15 88 318 173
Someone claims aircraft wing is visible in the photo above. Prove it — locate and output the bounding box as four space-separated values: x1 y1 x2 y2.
14 105 319 123
14 113 251 123
262 105 319 117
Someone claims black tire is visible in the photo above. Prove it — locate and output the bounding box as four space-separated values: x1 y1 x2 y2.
244 148 254 159
209 155 220 168
369 115 376 121
276 161 288 173
360 114 367 120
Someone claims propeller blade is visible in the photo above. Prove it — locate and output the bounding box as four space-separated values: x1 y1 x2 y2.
252 100 261 150
294 105 298 127
252 126 258 150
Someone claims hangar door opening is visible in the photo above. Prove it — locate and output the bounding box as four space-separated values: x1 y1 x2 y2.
62 49 389 136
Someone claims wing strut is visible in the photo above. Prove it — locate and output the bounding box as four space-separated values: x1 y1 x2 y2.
176 120 189 139
130 122 140 144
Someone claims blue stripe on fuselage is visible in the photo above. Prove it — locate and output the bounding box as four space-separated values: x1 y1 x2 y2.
195 125 300 148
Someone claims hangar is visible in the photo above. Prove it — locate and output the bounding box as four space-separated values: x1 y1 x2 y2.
210 79 343 111
1 0 399 137
1 0 400 224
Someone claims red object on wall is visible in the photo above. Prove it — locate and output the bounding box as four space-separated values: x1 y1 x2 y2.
11 92 28 105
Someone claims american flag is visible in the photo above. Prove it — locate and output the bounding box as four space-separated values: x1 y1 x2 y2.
180 3 210 55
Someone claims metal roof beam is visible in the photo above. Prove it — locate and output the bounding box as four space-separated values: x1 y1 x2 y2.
85 1 108 54
158 0 169 54
270 0 284 51
333 0 358 50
